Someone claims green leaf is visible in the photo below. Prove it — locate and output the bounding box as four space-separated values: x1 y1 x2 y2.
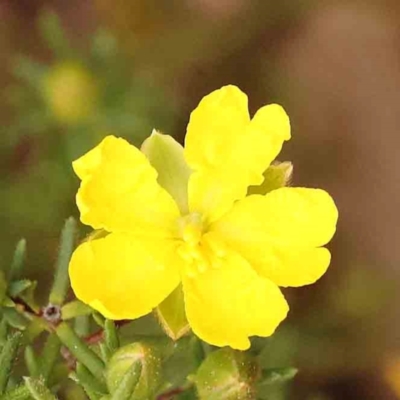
195 348 259 400
156 285 190 341
38 10 72 58
0 273 7 306
61 301 92 320
8 280 32 298
49 217 77 305
141 131 191 214
2 307 29 330
0 332 22 394
39 334 61 383
0 384 30 400
18 281 40 314
104 320 119 355
24 346 40 377
76 363 107 396
247 161 293 195
7 239 26 281
55 322 104 381
23 377 57 400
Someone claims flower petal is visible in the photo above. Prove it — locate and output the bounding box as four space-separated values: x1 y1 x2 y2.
212 187 338 287
73 135 180 236
185 85 290 223
69 233 181 320
182 250 288 350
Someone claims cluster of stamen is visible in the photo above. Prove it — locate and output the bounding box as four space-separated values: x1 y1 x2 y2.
177 213 226 277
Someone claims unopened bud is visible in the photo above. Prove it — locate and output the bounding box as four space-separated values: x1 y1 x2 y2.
195 348 259 399
248 161 293 195
106 342 161 399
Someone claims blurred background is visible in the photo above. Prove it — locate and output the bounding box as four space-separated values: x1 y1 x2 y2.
1 1 400 399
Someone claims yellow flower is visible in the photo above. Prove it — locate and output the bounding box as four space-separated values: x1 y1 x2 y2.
43 62 98 124
69 85 338 350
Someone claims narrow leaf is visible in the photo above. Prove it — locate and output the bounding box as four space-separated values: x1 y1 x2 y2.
8 280 32 298
49 217 77 305
61 300 92 320
0 332 22 394
24 346 40 377
39 334 61 382
76 363 107 395
8 239 26 281
38 10 71 58
104 320 119 355
55 322 104 381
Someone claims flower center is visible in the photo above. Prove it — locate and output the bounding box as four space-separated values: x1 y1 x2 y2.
177 213 227 277
177 213 209 277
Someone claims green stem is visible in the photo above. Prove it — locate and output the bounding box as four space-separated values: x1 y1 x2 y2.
56 322 104 381
0 332 22 394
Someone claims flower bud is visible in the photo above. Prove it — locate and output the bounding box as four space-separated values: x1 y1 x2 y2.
106 342 161 399
195 348 259 399
43 62 98 125
248 161 293 195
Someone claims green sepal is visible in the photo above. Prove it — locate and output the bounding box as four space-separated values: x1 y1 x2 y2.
141 130 191 214
155 285 190 341
195 348 259 400
248 161 293 195
106 342 161 399
110 361 142 400
258 367 298 386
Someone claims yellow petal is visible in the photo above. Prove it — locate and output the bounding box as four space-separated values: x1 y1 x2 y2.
69 233 181 320
184 85 290 223
73 135 180 236
182 250 288 350
212 187 338 287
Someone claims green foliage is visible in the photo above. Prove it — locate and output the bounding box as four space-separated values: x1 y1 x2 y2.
0 218 297 399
